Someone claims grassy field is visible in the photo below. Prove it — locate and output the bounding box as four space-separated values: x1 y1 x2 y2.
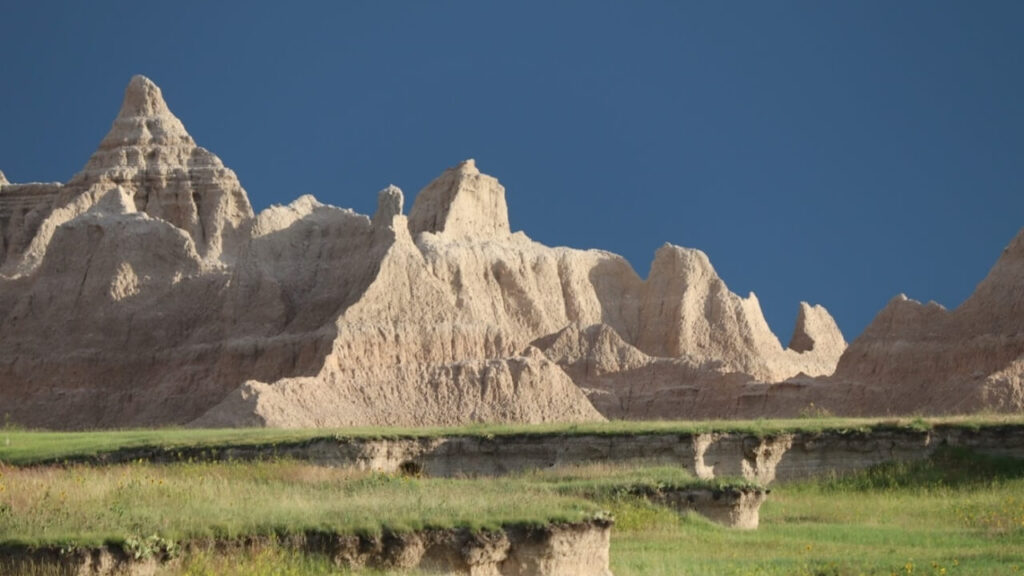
0 461 746 547
0 463 630 549
39 447 1017 576
3 414 1024 465
610 448 1024 575
2 420 1024 574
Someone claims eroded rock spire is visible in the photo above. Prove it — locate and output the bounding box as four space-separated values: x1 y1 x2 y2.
407 159 510 239
54 75 254 266
95 75 193 149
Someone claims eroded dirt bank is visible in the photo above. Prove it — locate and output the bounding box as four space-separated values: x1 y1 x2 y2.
630 486 767 530
36 425 1024 485
0 520 613 576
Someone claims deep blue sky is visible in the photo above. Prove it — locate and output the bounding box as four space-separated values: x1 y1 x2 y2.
2 2 1022 340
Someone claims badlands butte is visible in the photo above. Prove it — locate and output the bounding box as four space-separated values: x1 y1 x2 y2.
0 76 1021 430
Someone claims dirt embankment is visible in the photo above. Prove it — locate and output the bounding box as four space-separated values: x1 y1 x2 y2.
0 520 613 576
38 425 1024 486
628 486 766 530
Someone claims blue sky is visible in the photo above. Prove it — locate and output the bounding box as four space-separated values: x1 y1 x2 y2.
1 1 1021 340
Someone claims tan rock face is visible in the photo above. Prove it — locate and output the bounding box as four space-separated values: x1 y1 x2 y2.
2 76 252 278
62 75 252 268
639 245 779 378
408 159 510 239
31 74 1024 429
820 228 1024 415
789 302 847 354
0 181 62 270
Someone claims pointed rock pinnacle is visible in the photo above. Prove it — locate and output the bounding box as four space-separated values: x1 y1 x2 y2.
118 75 173 118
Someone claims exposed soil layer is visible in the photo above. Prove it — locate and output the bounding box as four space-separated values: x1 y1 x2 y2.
0 520 613 576
624 486 767 529
19 425 1024 485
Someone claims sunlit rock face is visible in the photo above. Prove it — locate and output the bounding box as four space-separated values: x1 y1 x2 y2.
15 75 1019 429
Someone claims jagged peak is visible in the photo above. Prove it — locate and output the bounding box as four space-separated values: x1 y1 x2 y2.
118 75 172 119
50 75 254 265
788 302 846 353
856 292 948 340
407 159 509 239
788 302 817 352
97 75 192 150
0 169 8 186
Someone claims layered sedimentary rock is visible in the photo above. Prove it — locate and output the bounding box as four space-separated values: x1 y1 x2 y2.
4 76 251 280
0 176 62 269
3 75 1015 428
819 229 1024 415
672 227 1024 419
193 160 842 426
0 76 846 428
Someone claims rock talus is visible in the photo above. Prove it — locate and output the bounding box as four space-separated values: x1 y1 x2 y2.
2 75 1017 428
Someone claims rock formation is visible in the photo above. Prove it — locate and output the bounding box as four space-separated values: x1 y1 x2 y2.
818 229 1024 415
2 75 1014 429
0 175 62 270
3 76 251 280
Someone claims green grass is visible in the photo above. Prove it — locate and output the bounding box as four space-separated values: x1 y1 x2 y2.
3 431 1024 574
3 414 1023 466
0 461 621 549
521 462 761 497
9 450 1020 575
609 448 1024 575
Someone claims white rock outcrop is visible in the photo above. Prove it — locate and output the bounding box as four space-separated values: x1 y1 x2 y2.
15 75 1018 428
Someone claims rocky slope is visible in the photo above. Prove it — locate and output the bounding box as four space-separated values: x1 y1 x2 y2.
819 229 1024 415
1 75 1016 428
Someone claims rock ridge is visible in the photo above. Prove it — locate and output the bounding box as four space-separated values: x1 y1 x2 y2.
1 75 1016 428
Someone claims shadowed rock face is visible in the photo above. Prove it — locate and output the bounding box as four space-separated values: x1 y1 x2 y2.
8 75 1017 428
819 228 1024 415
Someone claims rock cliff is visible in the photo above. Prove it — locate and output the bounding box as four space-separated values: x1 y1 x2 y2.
3 75 1013 428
